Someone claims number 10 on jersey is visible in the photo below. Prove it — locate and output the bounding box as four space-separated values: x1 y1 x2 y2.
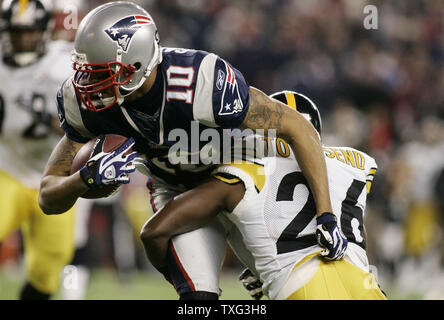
166 66 195 104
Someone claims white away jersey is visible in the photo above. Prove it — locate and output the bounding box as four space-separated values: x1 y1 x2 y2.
0 40 74 188
213 142 377 299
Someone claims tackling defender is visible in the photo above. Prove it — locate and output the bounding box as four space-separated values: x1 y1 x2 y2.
38 2 345 300
0 0 75 299
140 91 387 299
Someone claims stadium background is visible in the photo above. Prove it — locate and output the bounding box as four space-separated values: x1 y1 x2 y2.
1 0 443 300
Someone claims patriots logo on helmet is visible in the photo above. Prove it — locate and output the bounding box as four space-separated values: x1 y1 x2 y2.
104 15 152 52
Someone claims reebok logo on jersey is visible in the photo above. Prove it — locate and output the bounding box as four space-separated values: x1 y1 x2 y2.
104 15 153 52
216 69 225 90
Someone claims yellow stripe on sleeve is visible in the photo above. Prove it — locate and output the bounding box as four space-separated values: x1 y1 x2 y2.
213 174 241 185
216 161 266 193
366 181 373 194
229 161 266 192
366 167 377 193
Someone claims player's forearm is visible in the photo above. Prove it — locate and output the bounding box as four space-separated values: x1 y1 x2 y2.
140 182 227 269
141 233 173 284
39 172 88 215
51 115 66 136
142 233 170 270
281 118 332 216
241 87 332 215
39 135 85 214
140 215 172 269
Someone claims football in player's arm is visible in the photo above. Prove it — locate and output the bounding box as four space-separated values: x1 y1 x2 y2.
140 91 386 300
38 2 345 264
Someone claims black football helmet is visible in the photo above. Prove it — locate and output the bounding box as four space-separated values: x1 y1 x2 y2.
0 0 53 66
270 90 322 135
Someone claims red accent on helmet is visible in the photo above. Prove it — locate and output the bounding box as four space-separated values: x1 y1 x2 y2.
134 15 152 23
72 61 136 112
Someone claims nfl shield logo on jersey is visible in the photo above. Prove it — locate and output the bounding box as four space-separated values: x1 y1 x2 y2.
104 15 153 52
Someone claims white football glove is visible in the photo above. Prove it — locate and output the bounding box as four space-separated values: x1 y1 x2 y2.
80 137 138 188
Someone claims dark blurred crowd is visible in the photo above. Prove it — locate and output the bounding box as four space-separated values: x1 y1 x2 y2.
72 0 444 161
24 0 444 297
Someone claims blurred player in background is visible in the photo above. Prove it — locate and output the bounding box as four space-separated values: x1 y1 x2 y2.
384 116 444 295
38 1 343 300
0 0 75 299
141 91 386 300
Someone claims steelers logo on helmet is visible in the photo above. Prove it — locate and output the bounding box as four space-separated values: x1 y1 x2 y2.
270 90 322 136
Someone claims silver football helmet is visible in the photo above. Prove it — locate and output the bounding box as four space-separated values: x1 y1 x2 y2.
72 1 162 111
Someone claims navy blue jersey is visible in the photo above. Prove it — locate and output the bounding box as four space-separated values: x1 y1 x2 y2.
57 47 250 187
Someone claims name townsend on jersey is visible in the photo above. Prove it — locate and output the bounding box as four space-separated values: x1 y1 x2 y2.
323 147 365 170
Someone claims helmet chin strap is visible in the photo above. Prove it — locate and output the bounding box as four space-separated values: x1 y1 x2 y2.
144 40 163 81
99 94 124 107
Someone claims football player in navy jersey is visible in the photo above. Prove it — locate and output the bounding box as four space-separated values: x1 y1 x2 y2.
38 2 344 300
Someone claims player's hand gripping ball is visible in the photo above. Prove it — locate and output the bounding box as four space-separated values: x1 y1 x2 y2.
70 134 138 199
